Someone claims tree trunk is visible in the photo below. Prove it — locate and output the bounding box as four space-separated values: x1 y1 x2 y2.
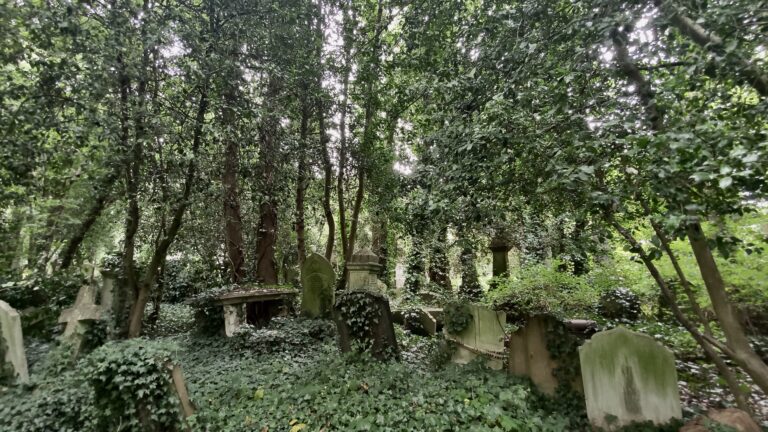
315 0 335 261
687 223 768 394
610 217 752 412
427 227 452 292
658 0 768 98
221 78 246 284
254 75 281 285
127 85 208 338
59 170 119 270
295 102 309 267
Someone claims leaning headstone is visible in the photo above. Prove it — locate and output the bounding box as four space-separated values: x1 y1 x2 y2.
579 327 682 430
0 301 29 383
508 315 583 395
300 253 336 318
334 290 399 360
447 305 506 370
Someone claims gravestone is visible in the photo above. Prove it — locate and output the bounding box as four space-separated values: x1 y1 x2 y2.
579 327 682 430
508 315 580 395
0 300 29 383
300 253 336 318
403 307 437 337
335 251 399 360
58 284 104 353
334 290 399 360
347 249 387 292
447 305 506 370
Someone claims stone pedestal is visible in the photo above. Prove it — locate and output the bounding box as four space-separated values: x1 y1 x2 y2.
347 249 387 293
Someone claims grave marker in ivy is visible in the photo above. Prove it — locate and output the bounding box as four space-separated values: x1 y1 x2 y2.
0 300 29 383
508 315 582 395
300 253 336 318
579 327 681 430
334 251 399 360
446 304 506 370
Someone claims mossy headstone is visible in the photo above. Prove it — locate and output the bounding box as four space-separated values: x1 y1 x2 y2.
447 304 506 370
334 289 399 361
579 327 681 430
0 300 29 383
300 253 336 318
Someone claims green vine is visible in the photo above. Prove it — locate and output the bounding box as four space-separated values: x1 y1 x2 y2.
443 302 472 335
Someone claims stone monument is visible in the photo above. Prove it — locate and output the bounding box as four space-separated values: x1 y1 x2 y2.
300 253 336 318
579 327 682 430
0 300 29 383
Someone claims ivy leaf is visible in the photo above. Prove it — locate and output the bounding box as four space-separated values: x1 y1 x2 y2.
718 176 733 189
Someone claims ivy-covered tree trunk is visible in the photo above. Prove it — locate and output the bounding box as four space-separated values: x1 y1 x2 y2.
295 100 309 267
221 68 246 284
427 227 451 293
254 75 281 285
458 242 482 302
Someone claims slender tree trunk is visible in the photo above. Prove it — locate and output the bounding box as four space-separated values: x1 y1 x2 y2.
657 0 768 98
127 85 208 338
427 226 452 292
336 1 353 263
295 102 309 267
687 223 768 394
59 171 119 269
610 217 751 412
254 75 281 285
221 78 246 283
315 0 335 261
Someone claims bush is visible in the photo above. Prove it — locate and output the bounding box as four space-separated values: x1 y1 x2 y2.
598 288 641 322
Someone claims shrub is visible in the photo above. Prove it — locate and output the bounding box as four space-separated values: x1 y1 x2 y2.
598 287 641 322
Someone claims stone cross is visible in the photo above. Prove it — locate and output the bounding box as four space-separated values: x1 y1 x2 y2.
0 300 29 383
579 327 682 430
346 249 387 292
300 253 336 318
58 284 103 344
447 304 506 370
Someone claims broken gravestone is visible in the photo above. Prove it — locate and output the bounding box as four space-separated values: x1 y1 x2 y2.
58 284 104 355
0 300 29 383
447 304 506 370
335 250 398 360
508 315 583 395
579 327 682 430
300 253 336 318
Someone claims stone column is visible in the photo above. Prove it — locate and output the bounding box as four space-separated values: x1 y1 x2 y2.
489 236 512 284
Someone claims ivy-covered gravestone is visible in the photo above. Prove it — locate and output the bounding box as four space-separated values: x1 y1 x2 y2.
334 250 398 360
508 315 581 395
0 300 29 383
300 253 335 319
579 327 682 430
334 290 399 360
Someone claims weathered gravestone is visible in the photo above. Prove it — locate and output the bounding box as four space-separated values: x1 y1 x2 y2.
579 327 682 430
335 290 399 360
58 284 104 354
508 315 583 395
447 305 506 370
0 300 29 383
347 249 387 292
300 253 336 318
335 250 398 360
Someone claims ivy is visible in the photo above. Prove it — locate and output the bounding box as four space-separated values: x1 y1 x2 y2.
443 301 473 335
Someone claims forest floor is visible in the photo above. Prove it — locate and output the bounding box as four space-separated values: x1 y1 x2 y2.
16 303 768 431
